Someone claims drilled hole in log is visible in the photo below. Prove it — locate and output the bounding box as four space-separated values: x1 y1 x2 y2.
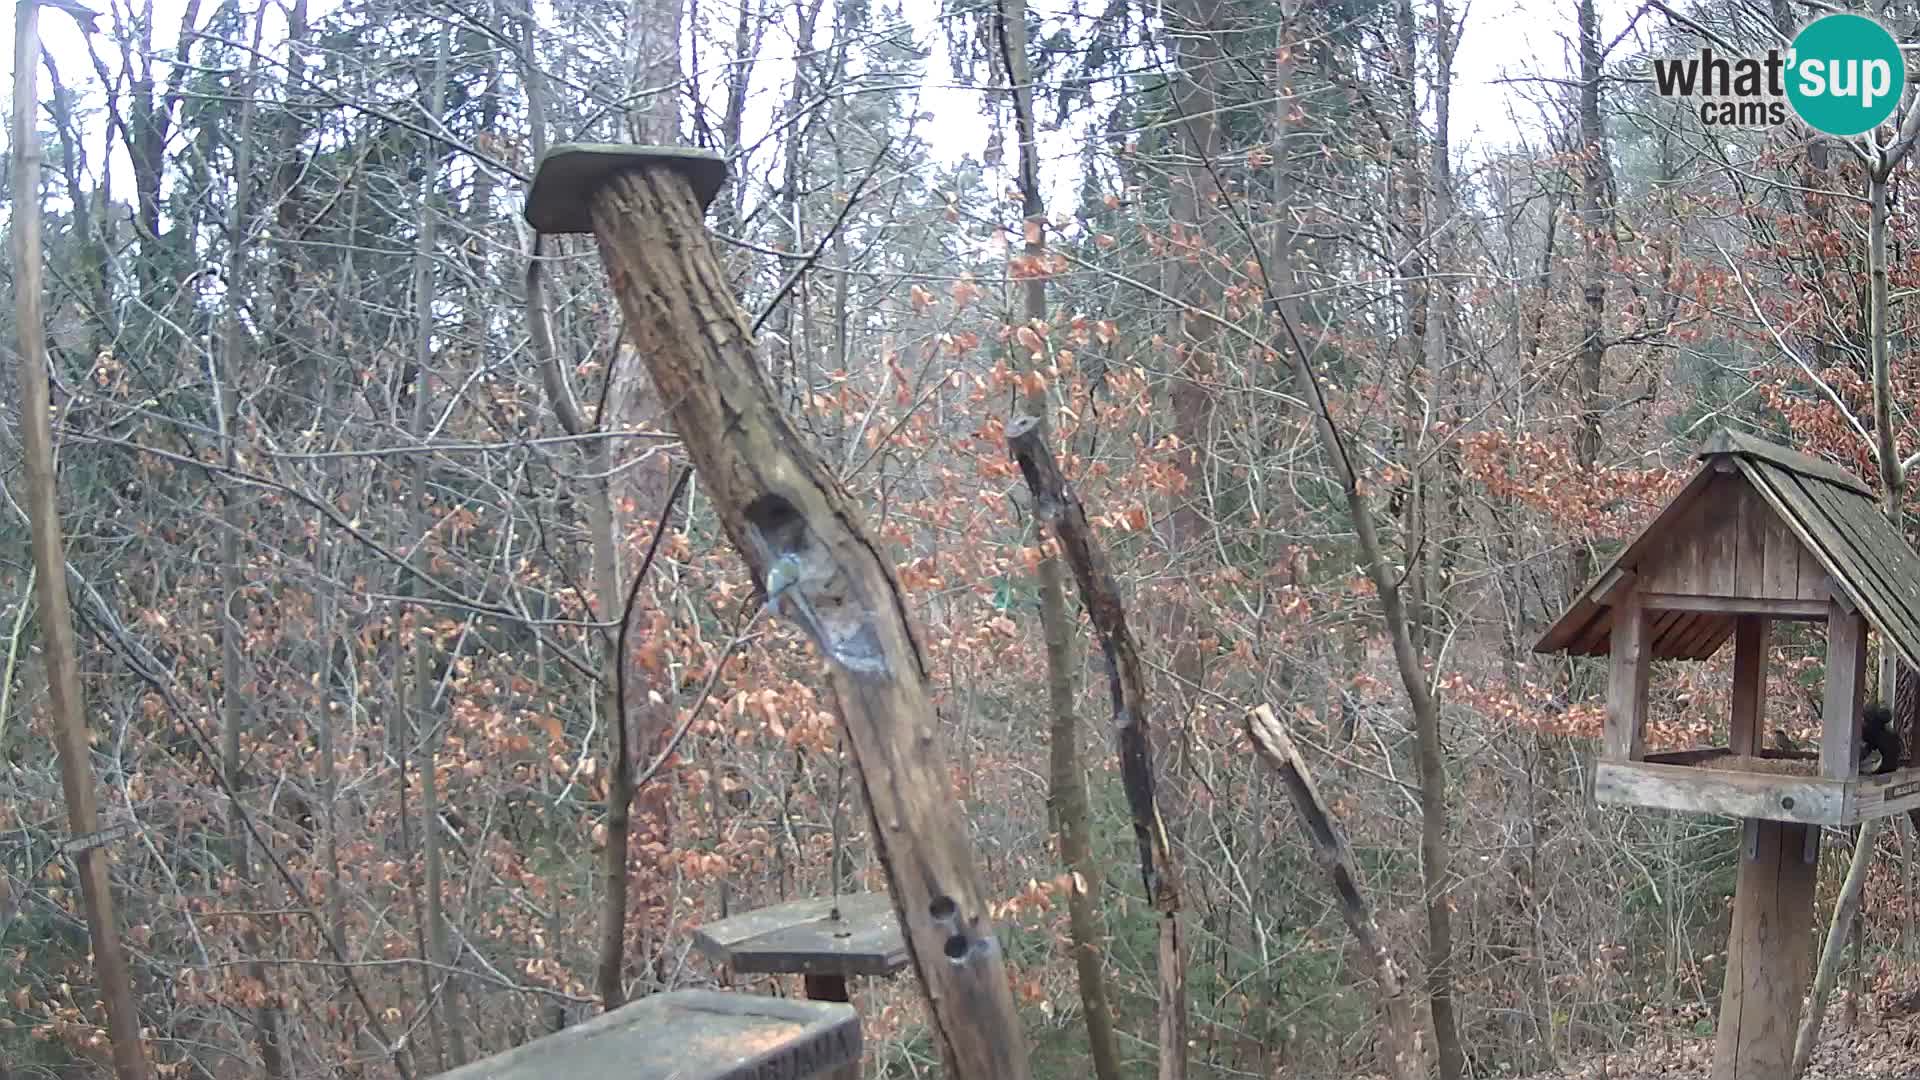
943 934 968 960
744 494 807 559
929 896 957 921
1781 796 1796 810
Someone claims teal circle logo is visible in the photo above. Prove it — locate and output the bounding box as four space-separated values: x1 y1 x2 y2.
1787 14 1905 137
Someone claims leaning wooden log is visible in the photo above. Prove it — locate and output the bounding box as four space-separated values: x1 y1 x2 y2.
522 145 1030 1079
1004 413 1188 1080
1245 704 1425 1080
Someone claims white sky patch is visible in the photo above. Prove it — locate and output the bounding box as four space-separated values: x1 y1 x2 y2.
3 0 1597 227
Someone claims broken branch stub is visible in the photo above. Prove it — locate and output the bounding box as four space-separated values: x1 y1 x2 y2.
1245 705 1425 1080
523 145 1030 1079
1004 412 1189 1080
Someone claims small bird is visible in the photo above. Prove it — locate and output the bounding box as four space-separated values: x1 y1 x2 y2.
764 552 804 614
1770 729 1801 754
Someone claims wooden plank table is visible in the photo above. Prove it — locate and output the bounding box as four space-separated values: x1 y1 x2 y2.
435 989 860 1080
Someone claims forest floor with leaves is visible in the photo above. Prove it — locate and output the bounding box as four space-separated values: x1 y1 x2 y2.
1515 985 1920 1079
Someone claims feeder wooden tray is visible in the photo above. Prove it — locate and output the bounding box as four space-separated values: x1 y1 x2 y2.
1596 747 1920 826
693 893 909 979
436 989 859 1080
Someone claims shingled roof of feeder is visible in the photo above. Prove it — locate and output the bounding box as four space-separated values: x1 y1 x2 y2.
1534 429 1920 671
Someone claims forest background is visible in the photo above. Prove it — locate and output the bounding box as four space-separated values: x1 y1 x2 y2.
2 0 1914 1077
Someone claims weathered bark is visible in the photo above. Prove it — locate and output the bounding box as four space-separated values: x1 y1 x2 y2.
993 3 1124 1077
12 5 149 1077
1246 705 1425 1080
1006 415 1187 1080
576 162 1031 1078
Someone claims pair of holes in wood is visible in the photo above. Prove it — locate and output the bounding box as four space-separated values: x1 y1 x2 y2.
929 896 972 962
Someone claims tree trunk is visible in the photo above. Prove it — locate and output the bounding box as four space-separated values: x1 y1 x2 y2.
407 25 467 1065
216 7 286 1073
995 3 1123 1077
11 6 148 1076
1572 0 1614 596
570 158 1033 1078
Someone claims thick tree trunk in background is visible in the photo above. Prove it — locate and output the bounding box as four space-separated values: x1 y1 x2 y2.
1389 0 1433 649
1162 0 1227 800
1571 0 1614 596
406 26 467 1065
995 3 1124 1077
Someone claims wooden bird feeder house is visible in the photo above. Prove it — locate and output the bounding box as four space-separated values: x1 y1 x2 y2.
1536 429 1920 1080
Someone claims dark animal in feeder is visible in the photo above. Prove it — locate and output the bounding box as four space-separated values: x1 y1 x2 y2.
1862 701 1902 775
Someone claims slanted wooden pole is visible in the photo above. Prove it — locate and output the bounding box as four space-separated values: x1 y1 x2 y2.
12 3 148 1077
1245 705 1424 1080
523 146 1030 1079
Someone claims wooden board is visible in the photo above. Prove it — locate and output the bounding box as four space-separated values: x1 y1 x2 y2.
438 989 860 1080
693 893 909 978
1699 428 1874 496
1605 593 1650 760
1820 600 1866 780
1842 764 1920 822
1746 461 1920 674
1594 760 1843 825
1713 819 1818 1080
1730 616 1768 755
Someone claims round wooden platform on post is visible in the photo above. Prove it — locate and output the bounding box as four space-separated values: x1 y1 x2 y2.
522 145 1033 1080
694 893 910 1080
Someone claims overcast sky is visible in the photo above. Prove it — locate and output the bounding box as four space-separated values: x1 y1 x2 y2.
2 0 1598 222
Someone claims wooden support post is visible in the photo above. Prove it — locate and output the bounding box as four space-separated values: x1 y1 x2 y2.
1606 591 1650 761
523 147 1030 1079
1730 615 1769 755
1713 820 1819 1080
802 977 856 1080
1822 600 1867 780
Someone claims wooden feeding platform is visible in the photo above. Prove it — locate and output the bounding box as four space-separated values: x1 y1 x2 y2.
693 893 910 1000
1536 429 1920 1080
1599 747 1920 826
436 989 860 1080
